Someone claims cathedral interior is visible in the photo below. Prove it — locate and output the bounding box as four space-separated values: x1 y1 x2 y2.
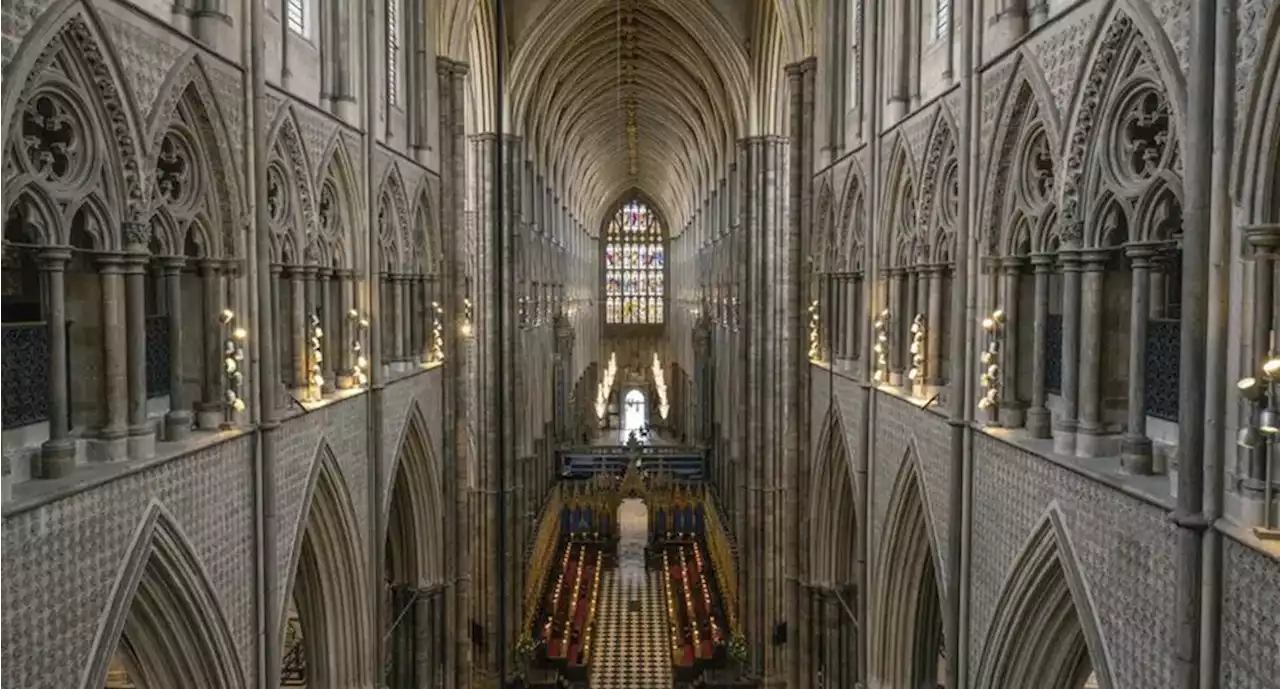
2 0 1280 687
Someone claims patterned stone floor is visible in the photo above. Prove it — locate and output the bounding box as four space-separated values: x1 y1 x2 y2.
589 569 672 689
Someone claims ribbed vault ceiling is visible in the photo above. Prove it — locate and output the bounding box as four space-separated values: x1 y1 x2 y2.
506 0 755 234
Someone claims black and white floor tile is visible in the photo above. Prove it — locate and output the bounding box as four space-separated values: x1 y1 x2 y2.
589 570 672 689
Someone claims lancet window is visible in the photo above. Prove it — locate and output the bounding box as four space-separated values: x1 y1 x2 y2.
604 200 666 325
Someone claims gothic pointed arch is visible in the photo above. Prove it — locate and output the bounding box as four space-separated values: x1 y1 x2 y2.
280 442 371 689
880 134 917 269
409 182 440 272
982 69 1060 258
869 446 946 689
813 177 836 272
836 163 867 272
81 502 246 689
807 405 858 587
383 401 446 587
376 162 410 272
1236 1 1280 222
974 506 1116 689
315 132 362 270
265 105 315 263
145 53 242 259
3 2 146 249
1058 11 1184 247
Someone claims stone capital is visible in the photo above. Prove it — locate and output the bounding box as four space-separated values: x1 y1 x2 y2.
999 255 1028 271
122 221 149 247
157 255 187 273
36 246 73 269
1029 252 1056 269
1124 242 1160 264
1244 223 1280 253
1079 248 1112 270
95 251 128 271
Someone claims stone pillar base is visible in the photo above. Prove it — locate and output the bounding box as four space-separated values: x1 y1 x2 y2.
998 402 1026 429
40 439 78 478
195 403 224 431
888 371 903 386
331 96 359 126
1052 421 1077 455
1121 434 1153 474
86 433 129 463
1025 406 1052 438
191 11 233 52
1074 428 1114 458
165 410 192 442
887 98 908 121
128 425 156 459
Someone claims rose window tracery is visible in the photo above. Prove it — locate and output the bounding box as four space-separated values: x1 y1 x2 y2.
319 181 338 236
1019 127 1054 207
938 161 960 227
155 133 195 210
22 92 85 184
266 163 288 226
1113 86 1172 184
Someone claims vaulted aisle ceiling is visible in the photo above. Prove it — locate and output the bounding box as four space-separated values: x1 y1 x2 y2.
504 0 756 233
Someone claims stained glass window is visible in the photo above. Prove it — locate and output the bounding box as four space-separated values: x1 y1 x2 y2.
604 200 665 324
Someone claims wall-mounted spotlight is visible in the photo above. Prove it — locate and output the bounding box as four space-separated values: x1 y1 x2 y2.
907 314 926 385
219 309 247 424
348 309 370 388
978 308 1005 413
1237 333 1280 539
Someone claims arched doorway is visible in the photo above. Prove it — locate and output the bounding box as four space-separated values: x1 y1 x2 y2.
623 389 647 432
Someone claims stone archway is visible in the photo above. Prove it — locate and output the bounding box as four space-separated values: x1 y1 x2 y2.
623 388 648 432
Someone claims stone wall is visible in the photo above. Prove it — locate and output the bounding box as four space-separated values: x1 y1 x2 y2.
1 367 448 689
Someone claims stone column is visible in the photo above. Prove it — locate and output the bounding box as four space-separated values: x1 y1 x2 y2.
1122 244 1156 473
94 253 129 462
823 593 840 686
888 268 905 385
394 273 408 368
1054 249 1082 455
1075 249 1109 457
270 264 284 402
926 264 945 385
123 251 155 458
998 256 1025 427
38 248 75 474
161 257 191 440
290 266 308 389
197 260 225 429
410 275 423 363
416 591 435 689
319 268 336 394
338 269 355 385
1148 265 1167 318
1026 253 1053 438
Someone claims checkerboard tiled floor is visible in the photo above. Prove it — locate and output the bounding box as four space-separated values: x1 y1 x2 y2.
589 569 672 689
